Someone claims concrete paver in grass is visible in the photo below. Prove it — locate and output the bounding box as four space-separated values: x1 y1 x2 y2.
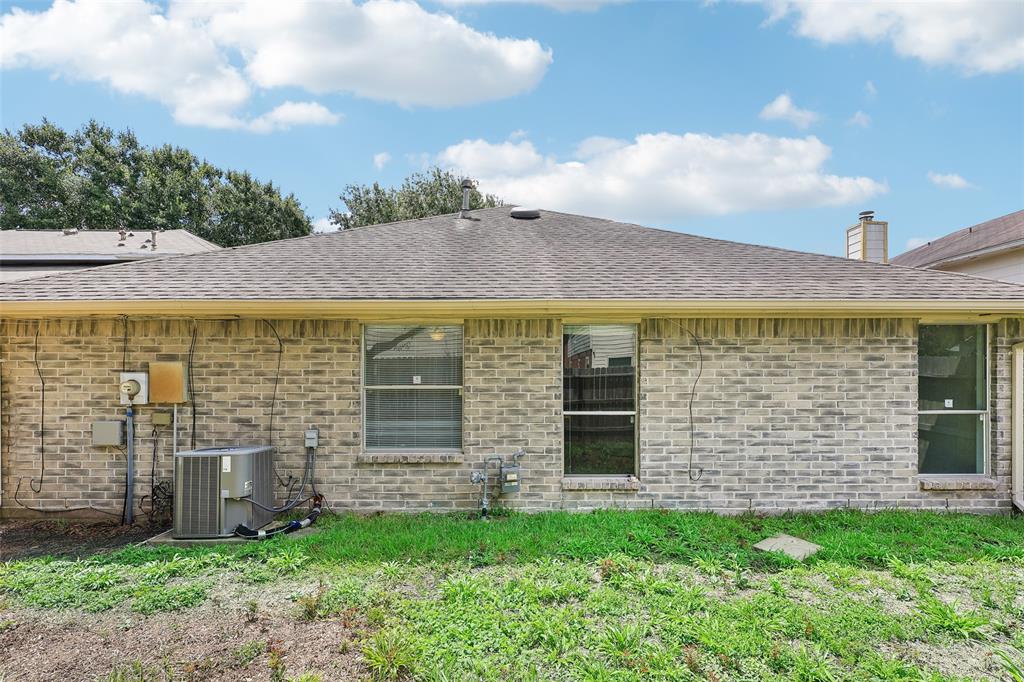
753 533 821 561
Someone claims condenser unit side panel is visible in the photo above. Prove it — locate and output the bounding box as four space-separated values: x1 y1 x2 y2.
173 455 220 538
252 448 275 530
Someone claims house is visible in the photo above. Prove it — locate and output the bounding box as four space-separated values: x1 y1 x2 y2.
1 206 1022 518
890 209 1024 283
0 229 220 282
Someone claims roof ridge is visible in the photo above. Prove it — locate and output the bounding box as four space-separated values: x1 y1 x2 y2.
539 209 999 281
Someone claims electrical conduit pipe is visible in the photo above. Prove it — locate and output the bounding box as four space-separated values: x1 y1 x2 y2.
1012 342 1023 512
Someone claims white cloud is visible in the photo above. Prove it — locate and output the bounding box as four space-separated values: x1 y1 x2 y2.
1 0 552 129
864 80 878 98
755 0 1024 74
373 152 392 170
440 0 623 11
905 236 933 250
439 138 546 176
847 110 871 128
247 101 341 133
927 171 973 189
437 131 887 224
759 93 820 129
313 216 338 233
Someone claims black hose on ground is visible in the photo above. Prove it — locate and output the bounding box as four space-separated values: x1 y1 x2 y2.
233 496 324 540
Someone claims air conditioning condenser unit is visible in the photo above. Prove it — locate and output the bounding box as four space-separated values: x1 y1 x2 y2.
173 445 275 539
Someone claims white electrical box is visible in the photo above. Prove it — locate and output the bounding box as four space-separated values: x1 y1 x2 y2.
304 428 319 448
92 420 124 446
119 372 149 405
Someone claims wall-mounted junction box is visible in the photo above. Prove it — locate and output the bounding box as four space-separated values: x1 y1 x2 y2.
119 372 149 405
92 420 124 446
304 428 319 448
149 361 187 403
152 411 172 427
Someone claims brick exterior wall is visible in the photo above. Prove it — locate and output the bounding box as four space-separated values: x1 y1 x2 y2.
1 316 1020 518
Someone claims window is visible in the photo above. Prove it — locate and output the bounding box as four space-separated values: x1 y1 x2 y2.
918 324 988 474
363 325 463 450
563 324 637 475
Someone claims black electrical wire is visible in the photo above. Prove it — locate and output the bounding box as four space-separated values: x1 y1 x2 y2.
662 320 705 482
16 330 121 517
121 315 129 373
247 446 314 513
29 327 45 493
137 426 172 523
261 319 292 489
235 496 324 540
188 321 198 450
13 477 121 517
136 427 159 521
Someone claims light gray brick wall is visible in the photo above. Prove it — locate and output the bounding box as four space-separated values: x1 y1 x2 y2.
1 316 1020 518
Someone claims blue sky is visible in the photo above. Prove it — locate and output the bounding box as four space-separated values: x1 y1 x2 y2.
2 0 1021 257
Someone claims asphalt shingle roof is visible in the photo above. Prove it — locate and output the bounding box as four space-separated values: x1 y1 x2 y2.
0 229 219 259
890 209 1024 269
1 208 1022 303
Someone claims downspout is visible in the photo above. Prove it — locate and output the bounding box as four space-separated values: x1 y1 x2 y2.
1012 342 1023 512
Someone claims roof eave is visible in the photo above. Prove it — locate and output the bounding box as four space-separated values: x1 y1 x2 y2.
1 298 1020 320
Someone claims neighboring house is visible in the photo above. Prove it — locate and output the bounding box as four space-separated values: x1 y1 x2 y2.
0 206 1022 518
0 229 220 282
891 209 1024 283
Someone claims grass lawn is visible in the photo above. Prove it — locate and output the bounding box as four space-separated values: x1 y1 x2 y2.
1 509 1023 681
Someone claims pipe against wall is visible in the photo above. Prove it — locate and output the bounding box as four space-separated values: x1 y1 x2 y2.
1013 342 1023 512
125 406 135 525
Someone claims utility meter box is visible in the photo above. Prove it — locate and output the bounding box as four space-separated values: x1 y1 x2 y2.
500 462 520 493
92 420 124 446
119 372 149 405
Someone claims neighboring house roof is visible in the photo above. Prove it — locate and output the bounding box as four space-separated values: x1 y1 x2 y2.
890 209 1024 269
0 229 220 263
1 208 1022 315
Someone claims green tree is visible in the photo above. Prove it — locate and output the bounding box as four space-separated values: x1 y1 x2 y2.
208 171 311 247
330 167 501 230
0 119 312 246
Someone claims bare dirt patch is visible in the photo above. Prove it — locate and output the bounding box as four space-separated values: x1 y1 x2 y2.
0 519 166 561
0 598 365 681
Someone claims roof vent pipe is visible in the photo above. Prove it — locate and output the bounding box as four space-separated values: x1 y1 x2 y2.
151 231 157 251
460 178 472 219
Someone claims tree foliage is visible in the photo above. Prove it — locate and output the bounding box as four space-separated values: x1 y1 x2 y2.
0 119 311 246
330 167 501 230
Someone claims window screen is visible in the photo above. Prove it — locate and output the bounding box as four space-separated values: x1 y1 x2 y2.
364 326 463 450
563 325 636 475
917 324 988 474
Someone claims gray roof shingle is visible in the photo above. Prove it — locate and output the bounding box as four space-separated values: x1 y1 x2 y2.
890 209 1024 268
0 229 219 259
1 208 1022 303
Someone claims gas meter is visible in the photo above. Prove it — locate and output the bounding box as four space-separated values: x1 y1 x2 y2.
500 461 520 493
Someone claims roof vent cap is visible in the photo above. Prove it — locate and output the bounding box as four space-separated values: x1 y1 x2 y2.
510 207 540 220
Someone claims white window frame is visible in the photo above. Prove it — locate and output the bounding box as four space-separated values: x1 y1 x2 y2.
917 323 991 476
562 323 639 477
361 324 464 452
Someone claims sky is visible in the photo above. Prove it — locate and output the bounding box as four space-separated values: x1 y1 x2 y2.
1 0 1022 257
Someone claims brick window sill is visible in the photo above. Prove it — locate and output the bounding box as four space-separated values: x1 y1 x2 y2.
918 476 998 491
561 476 641 492
356 452 463 465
